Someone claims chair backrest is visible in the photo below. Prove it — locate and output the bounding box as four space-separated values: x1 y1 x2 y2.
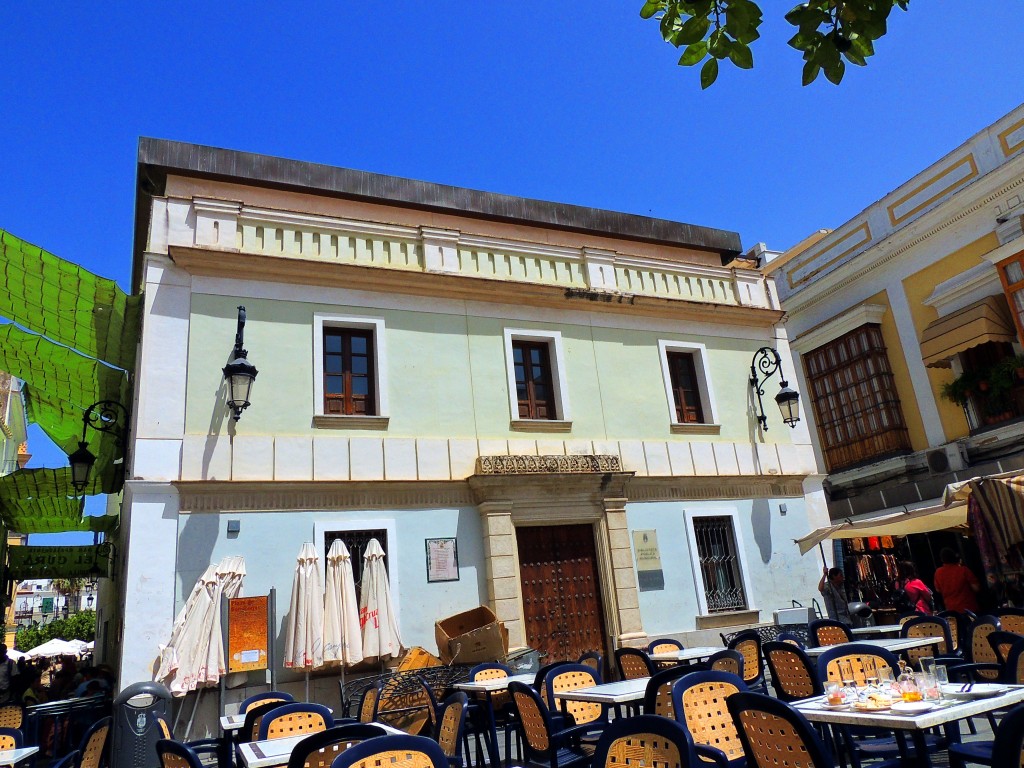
79 715 112 768
287 724 389 768
470 662 512 713
240 691 296 714
358 680 384 723
647 638 684 655
670 671 748 765
590 715 700 768
901 615 954 662
578 651 603 675
988 630 1023 666
1003 637 1024 685
816 643 899 686
51 751 81 768
434 692 468 760
615 647 655 680
763 641 821 703
544 663 605 726
157 716 173 739
533 661 573 708
328 734 448 768
727 691 834 768
0 705 23 730
776 632 805 649
643 665 696 719
996 608 1024 635
508 681 557 759
937 610 964 651
156 738 205 768
0 727 22 751
258 703 334 740
968 615 1003 677
991 701 1024 766
726 630 764 687
242 701 290 743
707 649 744 677
807 619 852 648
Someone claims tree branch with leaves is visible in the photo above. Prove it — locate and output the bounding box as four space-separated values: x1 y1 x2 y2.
640 0 909 88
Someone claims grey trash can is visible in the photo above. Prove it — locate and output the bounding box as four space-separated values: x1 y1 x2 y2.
111 681 171 768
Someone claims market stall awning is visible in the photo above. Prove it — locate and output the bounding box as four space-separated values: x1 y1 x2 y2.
795 502 968 555
956 473 1024 555
0 467 119 534
920 295 1017 368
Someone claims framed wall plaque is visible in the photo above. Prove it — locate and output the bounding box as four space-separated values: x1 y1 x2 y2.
426 537 459 583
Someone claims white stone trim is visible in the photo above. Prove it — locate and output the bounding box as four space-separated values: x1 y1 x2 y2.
312 314 389 419
313 517 399 621
657 340 720 426
790 304 887 354
502 328 571 423
682 506 757 617
923 262 1003 313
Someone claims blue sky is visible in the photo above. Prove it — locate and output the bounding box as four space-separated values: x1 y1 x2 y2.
2 3 1022 543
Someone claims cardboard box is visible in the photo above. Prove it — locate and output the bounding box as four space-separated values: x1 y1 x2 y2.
435 606 509 664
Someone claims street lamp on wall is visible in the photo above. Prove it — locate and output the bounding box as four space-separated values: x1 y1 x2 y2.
223 306 258 421
749 347 801 431
69 400 129 494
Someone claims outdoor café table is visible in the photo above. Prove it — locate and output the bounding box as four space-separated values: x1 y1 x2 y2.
792 685 1024 768
802 636 944 657
647 646 722 664
454 673 534 766
0 746 38 767
238 722 405 768
222 706 334 731
552 677 649 719
851 624 903 637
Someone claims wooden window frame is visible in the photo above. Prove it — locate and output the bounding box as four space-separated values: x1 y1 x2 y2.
323 328 376 416
997 249 1024 344
503 328 571 428
657 340 719 432
313 314 388 427
512 339 557 420
802 323 911 472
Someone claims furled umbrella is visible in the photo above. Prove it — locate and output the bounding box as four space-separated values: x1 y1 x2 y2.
284 542 325 698
155 563 218 694
359 538 403 662
324 539 364 667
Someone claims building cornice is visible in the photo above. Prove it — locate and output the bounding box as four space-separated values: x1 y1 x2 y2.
790 304 887 354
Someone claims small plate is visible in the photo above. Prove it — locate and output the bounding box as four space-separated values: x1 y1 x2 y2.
890 701 934 715
822 701 850 710
941 684 1008 700
852 701 891 712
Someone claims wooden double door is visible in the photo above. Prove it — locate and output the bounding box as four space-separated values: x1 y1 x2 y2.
516 524 607 663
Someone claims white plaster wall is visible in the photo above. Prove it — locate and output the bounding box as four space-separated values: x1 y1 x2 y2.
173 505 486 682
626 497 823 635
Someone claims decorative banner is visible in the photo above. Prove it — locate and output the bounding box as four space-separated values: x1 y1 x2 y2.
425 538 459 583
228 596 269 673
632 530 665 592
7 544 109 579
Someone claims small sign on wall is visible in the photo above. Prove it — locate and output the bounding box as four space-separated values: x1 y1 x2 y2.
426 538 459 582
228 596 269 673
633 530 665 592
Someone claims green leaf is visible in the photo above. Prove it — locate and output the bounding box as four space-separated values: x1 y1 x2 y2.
675 14 711 45
843 47 867 66
788 30 819 50
700 57 719 88
678 40 708 66
849 33 874 57
802 59 821 86
728 43 754 69
824 58 846 84
734 26 760 45
708 28 729 58
639 0 663 19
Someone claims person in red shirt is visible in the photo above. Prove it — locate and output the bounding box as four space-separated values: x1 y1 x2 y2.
933 547 980 613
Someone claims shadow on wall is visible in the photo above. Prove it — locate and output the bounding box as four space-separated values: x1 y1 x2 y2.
176 512 220 603
751 498 772 564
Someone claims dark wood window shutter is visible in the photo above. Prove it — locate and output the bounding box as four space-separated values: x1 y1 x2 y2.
323 328 376 416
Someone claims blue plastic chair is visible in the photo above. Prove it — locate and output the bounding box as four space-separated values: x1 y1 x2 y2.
590 715 704 768
330 734 449 768
670 670 748 768
949 700 1024 767
257 702 333 740
727 692 835 768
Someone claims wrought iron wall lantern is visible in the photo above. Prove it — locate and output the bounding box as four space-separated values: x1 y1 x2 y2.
749 347 801 431
69 400 129 494
223 305 258 421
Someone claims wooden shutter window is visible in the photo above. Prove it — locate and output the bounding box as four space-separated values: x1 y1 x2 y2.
803 324 910 472
666 351 705 423
323 328 376 416
512 340 557 420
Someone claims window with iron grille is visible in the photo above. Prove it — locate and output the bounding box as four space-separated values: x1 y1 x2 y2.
803 324 910 472
692 516 748 613
324 529 388 603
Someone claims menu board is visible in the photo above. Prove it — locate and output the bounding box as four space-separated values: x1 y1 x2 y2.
425 538 459 582
228 596 269 673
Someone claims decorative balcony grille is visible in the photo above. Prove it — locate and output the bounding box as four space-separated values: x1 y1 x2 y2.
693 516 748 613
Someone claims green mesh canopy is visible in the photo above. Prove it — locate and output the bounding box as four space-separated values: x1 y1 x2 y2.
0 467 120 534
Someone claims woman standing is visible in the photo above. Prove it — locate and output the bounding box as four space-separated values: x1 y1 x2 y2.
898 561 935 615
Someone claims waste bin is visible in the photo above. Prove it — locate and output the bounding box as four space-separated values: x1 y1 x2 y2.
111 681 171 768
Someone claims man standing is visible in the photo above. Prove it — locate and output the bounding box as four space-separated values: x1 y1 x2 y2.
0 645 17 704
817 566 852 624
933 547 980 613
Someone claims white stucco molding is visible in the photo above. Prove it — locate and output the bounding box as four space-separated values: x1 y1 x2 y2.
582 247 617 290
502 328 571 423
981 232 1024 267
790 304 887 354
312 313 390 420
420 227 462 274
923 262 1003 314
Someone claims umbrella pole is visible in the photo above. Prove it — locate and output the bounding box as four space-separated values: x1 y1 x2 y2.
185 687 203 741
818 542 828 568
305 669 310 701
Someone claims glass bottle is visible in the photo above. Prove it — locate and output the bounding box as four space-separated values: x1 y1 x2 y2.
897 660 921 702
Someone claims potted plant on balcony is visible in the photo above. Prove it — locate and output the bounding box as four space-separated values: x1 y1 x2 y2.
940 370 975 407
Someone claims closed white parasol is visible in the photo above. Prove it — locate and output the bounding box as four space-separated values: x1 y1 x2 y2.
284 542 325 697
359 538 402 661
324 539 363 667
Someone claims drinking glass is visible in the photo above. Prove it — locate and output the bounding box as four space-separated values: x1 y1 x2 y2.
825 681 844 706
920 673 939 701
934 664 949 697
919 656 936 675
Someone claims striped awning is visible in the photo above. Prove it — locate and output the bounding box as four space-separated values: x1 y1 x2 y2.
921 295 1017 368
